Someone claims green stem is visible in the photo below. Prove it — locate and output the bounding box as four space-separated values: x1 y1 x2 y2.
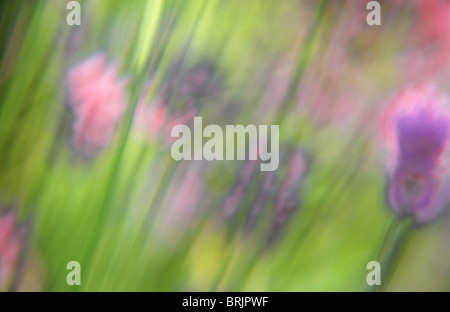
367 217 398 292
376 218 399 264
378 219 412 291
369 217 412 292
209 221 248 292
275 0 327 125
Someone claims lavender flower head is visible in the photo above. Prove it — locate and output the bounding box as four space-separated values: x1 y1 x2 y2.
382 86 450 223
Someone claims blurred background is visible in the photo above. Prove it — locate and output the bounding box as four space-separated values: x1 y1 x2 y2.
0 0 449 291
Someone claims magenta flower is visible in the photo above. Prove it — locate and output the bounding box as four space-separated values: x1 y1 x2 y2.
67 53 126 153
381 86 450 223
0 212 23 290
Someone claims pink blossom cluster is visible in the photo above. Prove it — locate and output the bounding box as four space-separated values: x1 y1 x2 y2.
67 53 127 153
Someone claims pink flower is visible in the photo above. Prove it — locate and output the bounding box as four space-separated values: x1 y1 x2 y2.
417 0 450 50
133 83 197 145
67 53 127 153
164 108 197 143
134 83 167 140
0 212 23 290
135 100 166 140
409 0 450 77
381 85 450 223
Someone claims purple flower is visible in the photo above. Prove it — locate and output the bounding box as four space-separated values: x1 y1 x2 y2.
382 86 450 223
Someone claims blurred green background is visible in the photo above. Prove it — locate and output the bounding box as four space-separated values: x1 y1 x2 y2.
0 0 448 292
